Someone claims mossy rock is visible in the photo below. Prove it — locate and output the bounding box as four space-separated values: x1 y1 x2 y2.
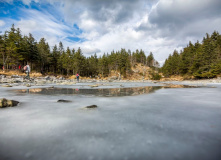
0 98 19 108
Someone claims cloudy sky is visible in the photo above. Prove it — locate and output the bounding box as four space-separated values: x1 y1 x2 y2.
1 0 221 65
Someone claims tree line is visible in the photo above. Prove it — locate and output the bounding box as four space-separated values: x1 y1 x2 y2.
161 31 221 79
0 24 159 77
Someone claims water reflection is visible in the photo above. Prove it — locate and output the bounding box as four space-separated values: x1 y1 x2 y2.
14 84 200 97
15 86 162 97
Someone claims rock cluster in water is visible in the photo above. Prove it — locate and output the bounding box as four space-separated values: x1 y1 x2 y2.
0 98 19 108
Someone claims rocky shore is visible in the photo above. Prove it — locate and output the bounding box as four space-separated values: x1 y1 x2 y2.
1 74 221 87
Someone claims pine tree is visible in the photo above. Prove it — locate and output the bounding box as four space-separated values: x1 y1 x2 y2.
51 45 60 73
37 38 51 74
147 52 154 67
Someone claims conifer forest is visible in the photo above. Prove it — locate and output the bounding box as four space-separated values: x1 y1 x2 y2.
1 25 221 79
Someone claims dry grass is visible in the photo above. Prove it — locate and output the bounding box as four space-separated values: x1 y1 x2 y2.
160 75 184 81
0 70 42 77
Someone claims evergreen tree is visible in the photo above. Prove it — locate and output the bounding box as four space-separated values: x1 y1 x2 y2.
51 45 60 73
162 31 221 79
37 38 51 73
147 52 154 67
73 47 86 75
98 54 109 77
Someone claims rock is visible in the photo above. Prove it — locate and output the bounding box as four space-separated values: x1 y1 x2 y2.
26 84 31 87
59 76 65 80
35 80 46 85
112 76 118 80
12 79 23 83
84 105 98 109
57 99 72 103
11 75 20 78
0 98 19 108
45 76 51 80
0 75 6 79
6 76 12 79
60 81 75 85
2 84 13 87
89 84 99 87
108 76 118 82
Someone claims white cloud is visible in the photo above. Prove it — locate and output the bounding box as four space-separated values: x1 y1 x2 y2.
21 0 39 5
60 0 221 65
0 20 6 27
1 0 221 66
15 8 74 48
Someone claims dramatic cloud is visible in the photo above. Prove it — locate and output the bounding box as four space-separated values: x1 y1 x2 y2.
1 0 221 65
148 0 221 38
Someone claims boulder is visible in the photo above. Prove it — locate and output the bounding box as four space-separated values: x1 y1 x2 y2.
2 84 13 87
35 80 47 85
0 98 19 108
59 76 65 80
26 84 31 87
11 75 20 78
45 76 51 80
110 76 118 80
57 99 72 103
89 84 99 87
12 79 23 83
84 105 98 109
0 75 6 79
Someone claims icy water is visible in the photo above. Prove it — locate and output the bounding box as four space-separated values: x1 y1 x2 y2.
0 82 221 160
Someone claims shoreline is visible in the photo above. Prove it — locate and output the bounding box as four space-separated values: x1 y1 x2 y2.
1 74 221 87
1 70 221 86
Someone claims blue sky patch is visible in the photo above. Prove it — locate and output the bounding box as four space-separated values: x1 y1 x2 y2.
66 36 86 43
0 0 84 44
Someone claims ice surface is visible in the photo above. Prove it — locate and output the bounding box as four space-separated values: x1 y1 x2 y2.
0 82 221 160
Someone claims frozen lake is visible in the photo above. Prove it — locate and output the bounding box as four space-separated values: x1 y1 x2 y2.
0 82 221 160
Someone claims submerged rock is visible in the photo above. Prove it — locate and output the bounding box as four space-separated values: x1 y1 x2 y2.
84 105 98 109
0 98 19 108
57 99 72 103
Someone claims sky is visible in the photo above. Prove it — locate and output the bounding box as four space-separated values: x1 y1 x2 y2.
0 0 221 65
